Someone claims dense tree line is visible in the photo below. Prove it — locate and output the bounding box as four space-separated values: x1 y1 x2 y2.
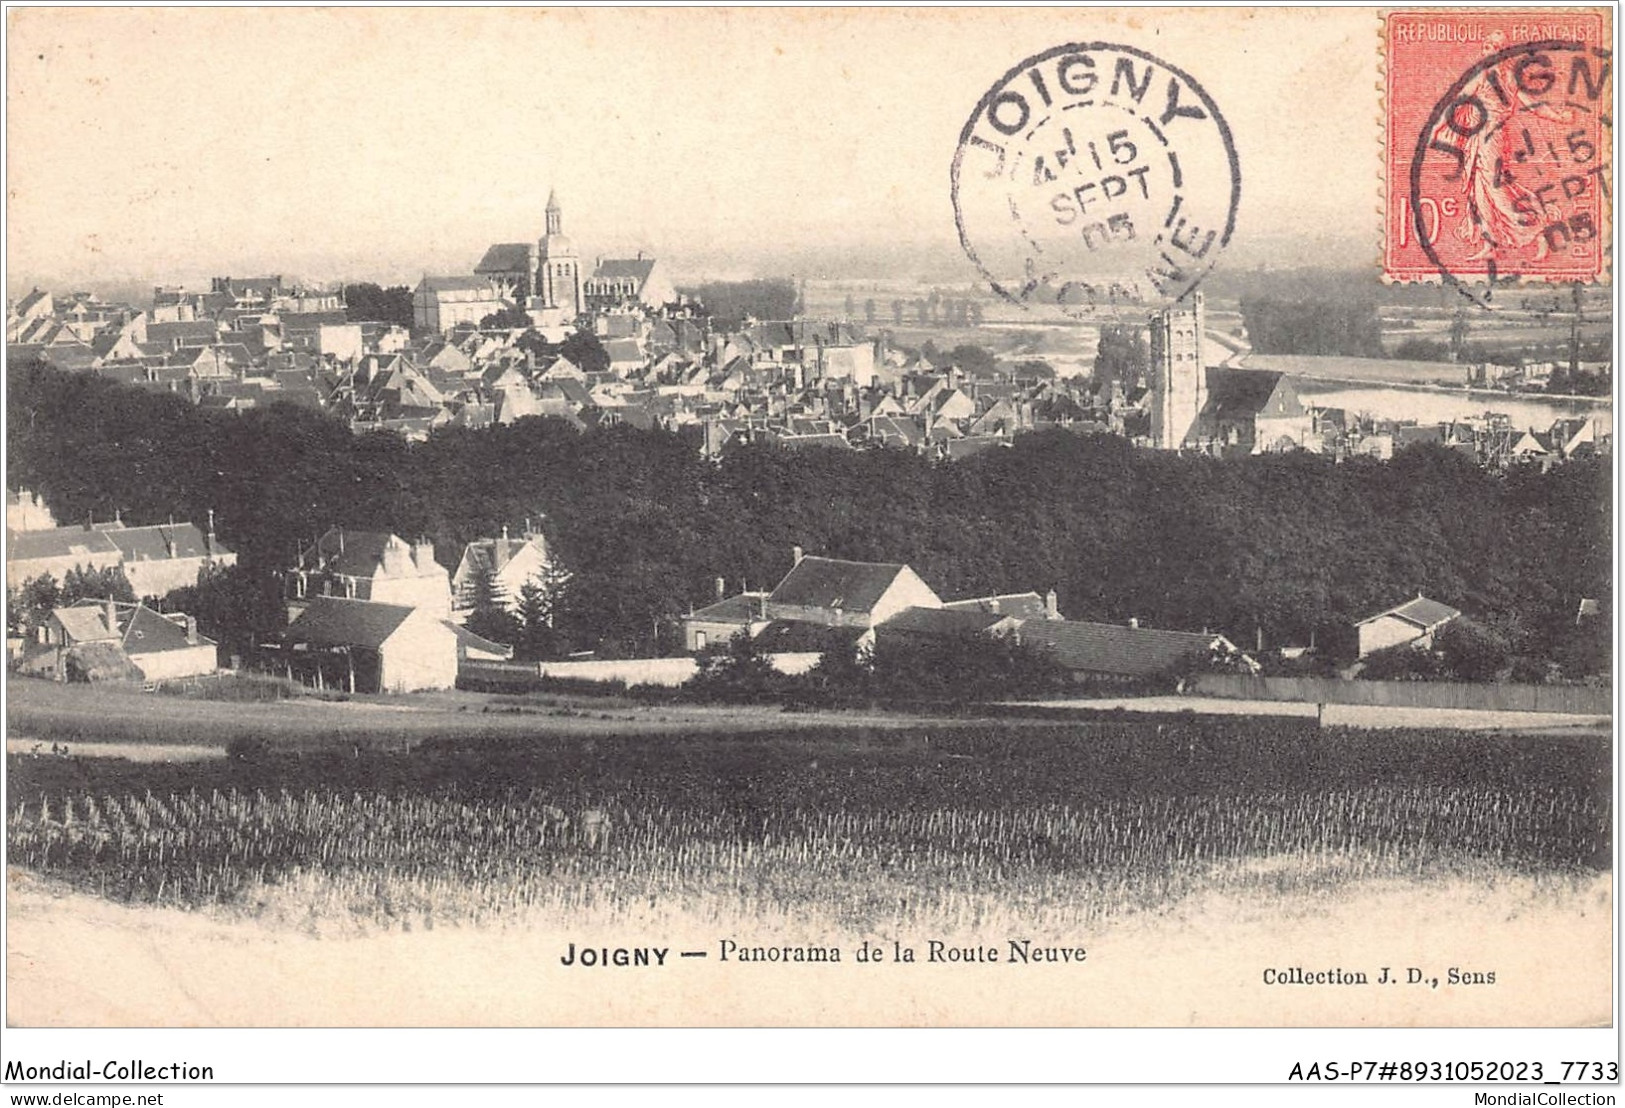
342 283 414 327
1239 297 1386 357
6 361 1610 675
676 279 796 329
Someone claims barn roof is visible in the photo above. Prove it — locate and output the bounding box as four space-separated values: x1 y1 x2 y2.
768 556 909 613
877 606 1005 637
283 597 417 649
1015 619 1230 678
1356 596 1460 630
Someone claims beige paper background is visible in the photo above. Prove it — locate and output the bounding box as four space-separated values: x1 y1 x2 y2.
3 6 1615 1045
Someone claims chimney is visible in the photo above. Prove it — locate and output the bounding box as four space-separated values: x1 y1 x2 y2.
496 525 512 569
1046 589 1059 619
206 508 216 557
792 545 804 567
715 576 726 600
185 614 198 645
105 597 118 637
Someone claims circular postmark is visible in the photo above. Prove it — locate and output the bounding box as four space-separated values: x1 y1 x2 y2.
1409 37 1613 307
951 42 1240 317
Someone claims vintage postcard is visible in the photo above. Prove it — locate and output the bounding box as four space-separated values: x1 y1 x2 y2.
2 4 1615 1088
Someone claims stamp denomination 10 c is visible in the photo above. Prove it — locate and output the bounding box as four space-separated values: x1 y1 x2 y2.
1385 10 1612 297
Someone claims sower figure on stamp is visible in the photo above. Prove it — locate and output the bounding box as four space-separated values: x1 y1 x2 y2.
1432 30 1575 263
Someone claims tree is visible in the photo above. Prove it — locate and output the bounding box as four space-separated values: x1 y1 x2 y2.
676 279 796 329
514 563 572 661
1433 619 1511 682
480 306 532 330
686 629 782 701
948 343 996 377
161 563 285 660
867 631 1067 703
343 283 414 328
559 330 611 375
1358 642 1450 681
1094 323 1149 386
9 574 60 636
461 560 518 645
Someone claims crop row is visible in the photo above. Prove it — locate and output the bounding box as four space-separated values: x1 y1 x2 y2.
8 780 1603 933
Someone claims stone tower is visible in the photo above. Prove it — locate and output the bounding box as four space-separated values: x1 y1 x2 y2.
535 189 581 316
1148 292 1206 450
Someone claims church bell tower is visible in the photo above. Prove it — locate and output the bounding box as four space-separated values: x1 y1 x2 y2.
536 189 581 316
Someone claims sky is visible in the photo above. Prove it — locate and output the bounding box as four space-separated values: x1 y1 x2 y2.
7 7 1386 292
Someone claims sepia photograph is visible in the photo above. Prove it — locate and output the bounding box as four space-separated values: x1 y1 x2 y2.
1 4 1615 1086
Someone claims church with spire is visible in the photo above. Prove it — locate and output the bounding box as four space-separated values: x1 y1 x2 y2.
447 189 581 333
532 190 581 318
416 189 667 335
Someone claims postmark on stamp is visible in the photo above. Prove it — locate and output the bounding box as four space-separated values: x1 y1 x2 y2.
1384 10 1612 301
951 43 1239 317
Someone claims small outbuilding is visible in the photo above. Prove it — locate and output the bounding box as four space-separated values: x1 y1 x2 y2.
279 597 458 693
1354 595 1461 657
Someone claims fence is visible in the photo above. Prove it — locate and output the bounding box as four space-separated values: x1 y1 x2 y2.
461 652 823 690
1190 673 1613 716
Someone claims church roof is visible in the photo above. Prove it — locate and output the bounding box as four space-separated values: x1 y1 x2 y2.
475 243 533 274
591 258 657 284
1201 368 1303 418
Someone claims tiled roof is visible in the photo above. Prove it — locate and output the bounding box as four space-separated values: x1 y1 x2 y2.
307 528 414 579
1358 596 1460 630
876 606 1004 637
1202 368 1303 418
943 592 1049 620
120 604 207 653
590 258 657 283
8 525 123 564
1015 619 1228 677
283 597 417 650
102 522 224 562
146 321 219 346
687 592 770 624
751 620 869 653
54 605 116 643
769 556 907 613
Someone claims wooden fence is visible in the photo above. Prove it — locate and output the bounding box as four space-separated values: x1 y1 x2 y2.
1190 673 1612 716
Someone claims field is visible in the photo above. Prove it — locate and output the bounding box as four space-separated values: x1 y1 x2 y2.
6 682 1612 1025
8 691 1609 936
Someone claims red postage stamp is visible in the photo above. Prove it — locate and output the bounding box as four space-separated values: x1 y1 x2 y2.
1384 9 1612 292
